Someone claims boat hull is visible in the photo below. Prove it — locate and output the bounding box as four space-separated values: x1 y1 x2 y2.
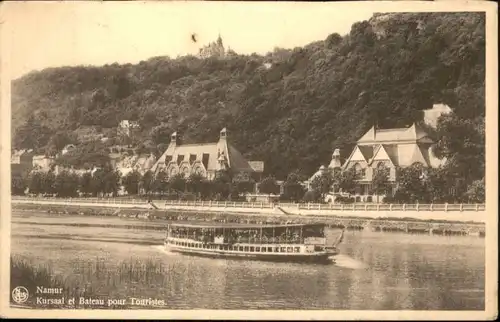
165 244 336 264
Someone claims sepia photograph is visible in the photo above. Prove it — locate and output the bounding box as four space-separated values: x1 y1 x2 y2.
0 1 497 320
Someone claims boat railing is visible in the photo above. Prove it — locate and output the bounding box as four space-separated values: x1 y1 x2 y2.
169 234 306 245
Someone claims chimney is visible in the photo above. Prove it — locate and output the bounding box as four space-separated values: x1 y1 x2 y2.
170 131 182 146
219 127 228 141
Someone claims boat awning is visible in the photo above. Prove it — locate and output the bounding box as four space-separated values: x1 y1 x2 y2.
168 222 325 229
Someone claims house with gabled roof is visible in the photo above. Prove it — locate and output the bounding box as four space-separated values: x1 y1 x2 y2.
11 149 35 176
150 128 263 182
345 122 444 200
309 123 445 202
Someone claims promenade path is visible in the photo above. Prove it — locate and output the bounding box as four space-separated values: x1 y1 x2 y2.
11 197 487 223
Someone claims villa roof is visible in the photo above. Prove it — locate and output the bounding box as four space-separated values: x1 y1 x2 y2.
358 123 432 145
151 130 256 174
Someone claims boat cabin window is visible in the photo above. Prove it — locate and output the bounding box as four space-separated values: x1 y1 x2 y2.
303 225 325 238
250 246 255 252
261 247 266 252
294 247 300 253
280 247 286 252
244 246 249 252
274 247 280 252
287 247 292 253
255 247 261 252
267 247 273 252
239 246 243 252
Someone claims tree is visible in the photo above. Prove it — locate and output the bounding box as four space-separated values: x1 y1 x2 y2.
90 169 106 196
434 113 485 185
310 169 334 201
27 172 43 195
79 172 93 196
103 168 121 196
424 166 455 203
123 170 141 195
152 171 169 194
334 168 359 195
281 172 306 202
465 178 485 203
371 164 392 203
41 171 57 195
45 132 75 157
258 176 280 195
212 170 233 200
303 190 321 203
150 124 172 145
186 173 206 196
11 173 27 195
169 174 187 193
141 170 154 195
53 170 79 197
393 165 428 203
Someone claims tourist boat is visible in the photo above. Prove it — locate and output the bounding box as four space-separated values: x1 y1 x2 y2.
164 222 344 263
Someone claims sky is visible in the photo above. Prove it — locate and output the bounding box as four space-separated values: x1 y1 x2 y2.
3 2 377 80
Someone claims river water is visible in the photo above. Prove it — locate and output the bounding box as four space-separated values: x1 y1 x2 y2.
10 211 485 310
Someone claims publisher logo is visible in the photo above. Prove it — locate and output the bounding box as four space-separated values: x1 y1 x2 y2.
12 286 29 304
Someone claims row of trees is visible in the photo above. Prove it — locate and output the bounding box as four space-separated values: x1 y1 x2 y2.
302 163 485 204
12 168 121 198
11 168 257 201
12 161 484 204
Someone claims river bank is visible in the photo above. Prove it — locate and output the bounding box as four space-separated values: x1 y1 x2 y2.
12 201 485 237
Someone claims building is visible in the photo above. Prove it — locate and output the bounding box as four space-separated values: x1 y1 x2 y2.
11 149 34 176
117 120 140 137
113 152 157 177
61 144 76 156
150 128 263 182
32 155 54 172
198 34 226 59
307 149 343 191
309 123 445 202
423 103 452 128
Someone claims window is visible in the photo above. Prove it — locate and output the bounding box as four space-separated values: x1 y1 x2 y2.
177 155 184 165
250 246 255 252
189 154 197 164
268 247 273 252
244 246 249 252
239 246 243 252
354 163 365 178
280 247 286 252
202 154 210 170
287 247 292 253
294 247 300 253
256 247 261 252
274 247 280 252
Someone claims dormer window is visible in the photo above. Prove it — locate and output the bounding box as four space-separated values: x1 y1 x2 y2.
189 154 197 164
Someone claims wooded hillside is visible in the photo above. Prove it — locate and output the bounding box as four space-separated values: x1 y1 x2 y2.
12 12 485 180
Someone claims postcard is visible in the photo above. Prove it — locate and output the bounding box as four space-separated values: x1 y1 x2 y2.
0 1 497 320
